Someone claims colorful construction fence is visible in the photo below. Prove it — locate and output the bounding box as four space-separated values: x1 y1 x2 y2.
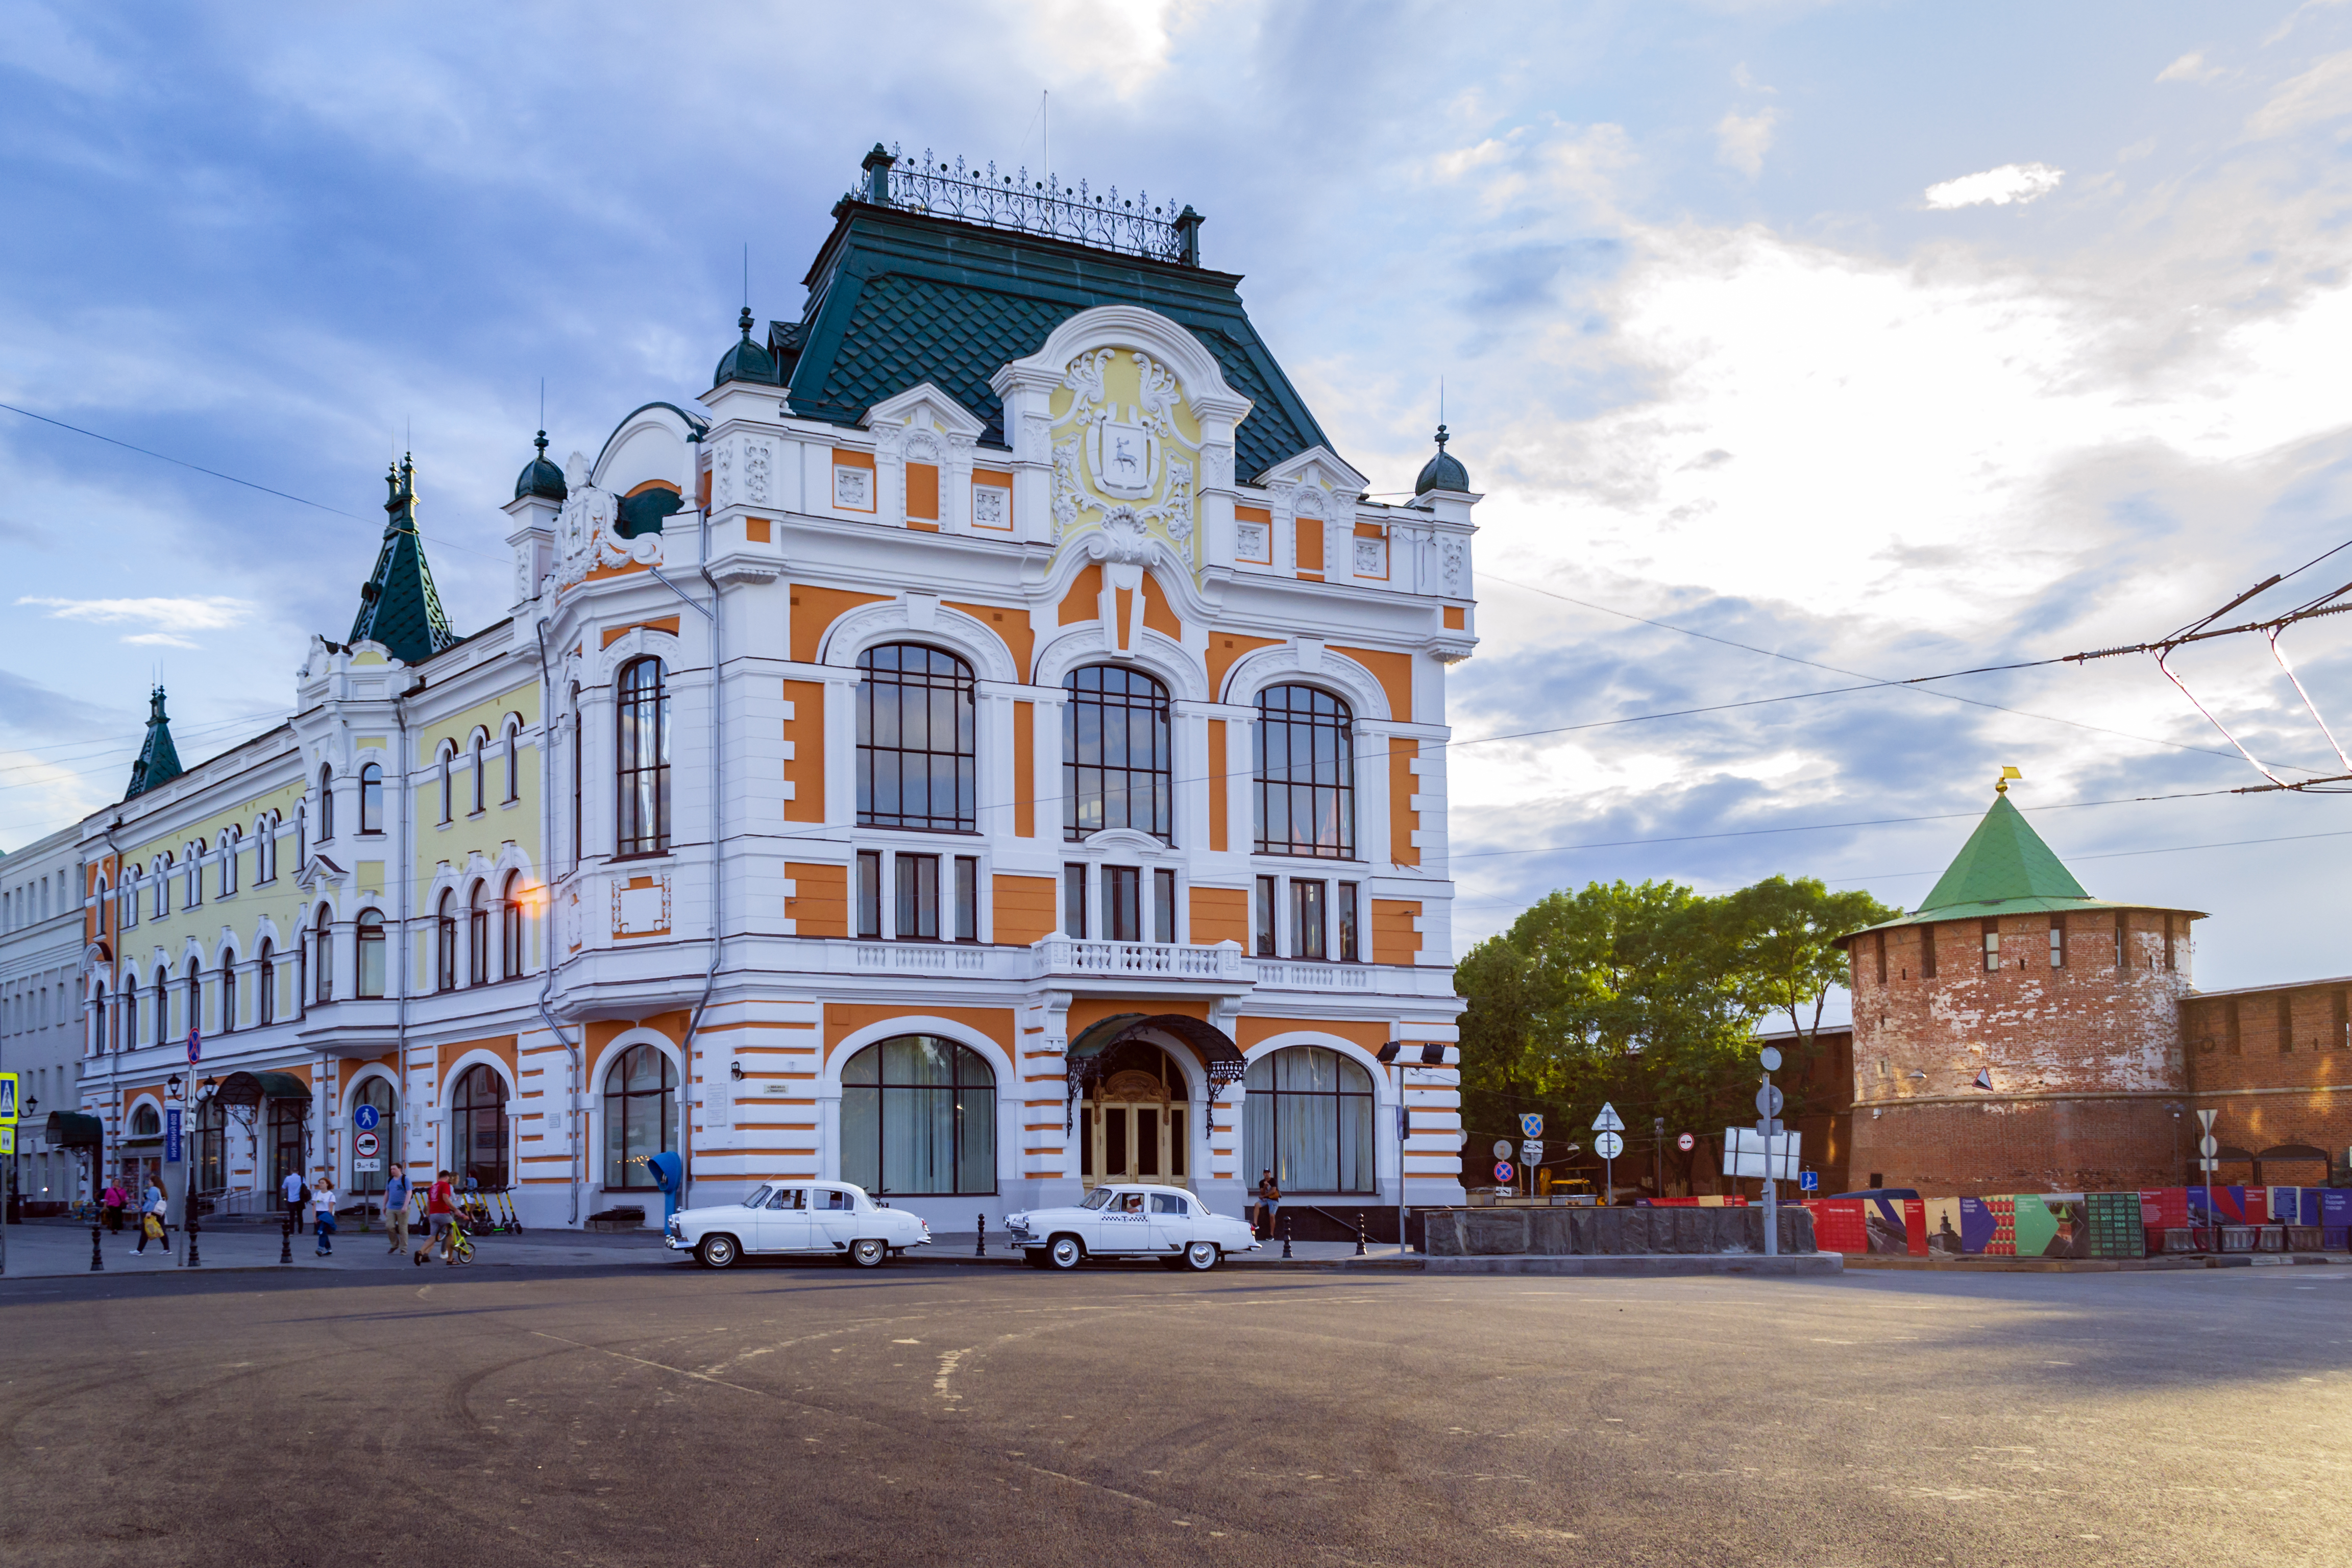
1801 1187 2352 1257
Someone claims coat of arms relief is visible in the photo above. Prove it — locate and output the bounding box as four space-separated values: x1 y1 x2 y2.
1049 348 1198 558
554 451 662 589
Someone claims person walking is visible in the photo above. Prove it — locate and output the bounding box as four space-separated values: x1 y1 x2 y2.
383 1167 411 1256
135 1179 170 1255
101 1177 128 1234
311 1169 338 1256
281 1165 306 1237
415 1168 458 1266
1254 1169 1281 1241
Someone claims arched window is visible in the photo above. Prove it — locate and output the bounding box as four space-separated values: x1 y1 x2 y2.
257 940 275 1026
437 744 454 824
1253 685 1356 858
469 731 485 816
257 815 276 883
90 981 105 1055
468 883 489 986
435 891 457 992
841 1035 996 1195
314 906 334 1004
503 719 521 804
130 1104 161 1138
568 683 582 868
1063 665 1172 842
120 980 135 1052
602 1043 676 1189
153 967 170 1045
268 1096 306 1192
500 872 524 980
154 853 172 919
194 1093 226 1194
222 827 239 897
318 766 336 842
616 658 671 855
1243 1045 1376 1194
184 957 201 1039
296 803 307 868
356 910 386 998
359 763 384 835
856 644 975 832
351 1076 398 1195
96 874 111 939
220 950 237 1033
451 1064 509 1189
119 868 136 930
187 840 205 906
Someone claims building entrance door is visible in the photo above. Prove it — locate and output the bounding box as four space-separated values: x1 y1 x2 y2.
1084 1067 1188 1191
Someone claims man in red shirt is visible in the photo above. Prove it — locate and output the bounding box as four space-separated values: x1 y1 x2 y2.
416 1169 459 1267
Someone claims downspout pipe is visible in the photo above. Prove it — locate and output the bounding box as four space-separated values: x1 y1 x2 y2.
651 517 722 1214
394 692 414 1224
98 819 122 1194
532 616 583 1227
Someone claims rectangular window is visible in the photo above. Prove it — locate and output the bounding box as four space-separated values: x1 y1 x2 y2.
1920 924 1937 979
895 853 939 940
1106 865 1142 942
953 857 978 942
2049 917 2065 969
856 851 882 940
1981 919 1999 972
1169 1106 1186 1178
904 461 940 523
1293 879 1326 960
1255 875 1278 958
1063 863 1088 939
1154 868 1178 944
1336 882 1359 962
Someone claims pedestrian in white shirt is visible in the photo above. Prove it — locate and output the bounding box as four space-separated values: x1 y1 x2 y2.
281 1167 306 1237
311 1170 338 1257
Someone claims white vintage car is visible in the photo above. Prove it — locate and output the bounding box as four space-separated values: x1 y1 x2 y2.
665 1181 930 1269
1004 1183 1261 1271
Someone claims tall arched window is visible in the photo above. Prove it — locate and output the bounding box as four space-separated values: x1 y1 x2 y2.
96 873 111 939
154 966 170 1045
186 841 204 907
568 683 582 869
318 766 336 842
194 1093 227 1194
359 763 384 835
502 719 521 804
121 979 136 1051
857 644 976 832
1243 1045 1377 1194
451 1064 509 1188
257 815 276 883
469 731 485 816
1253 685 1356 858
222 827 239 896
468 883 489 986
119 868 137 930
356 910 386 998
220 950 237 1033
154 853 172 919
437 744 454 824
314 906 334 1004
130 1104 161 1138
602 1043 676 1189
295 804 307 868
184 957 201 1039
90 982 105 1055
435 891 457 992
257 940 275 1026
1063 665 1172 841
841 1035 996 1195
500 872 524 980
616 658 671 855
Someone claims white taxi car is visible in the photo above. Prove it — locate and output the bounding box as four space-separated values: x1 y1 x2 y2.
665 1181 930 1269
1004 1183 1261 1271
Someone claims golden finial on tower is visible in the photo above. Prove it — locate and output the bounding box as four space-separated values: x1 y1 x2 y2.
1995 765 2023 795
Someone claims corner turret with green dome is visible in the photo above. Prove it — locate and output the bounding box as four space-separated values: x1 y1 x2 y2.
1414 423 1470 496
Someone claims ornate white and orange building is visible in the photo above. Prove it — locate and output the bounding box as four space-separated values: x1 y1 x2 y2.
72 146 1479 1231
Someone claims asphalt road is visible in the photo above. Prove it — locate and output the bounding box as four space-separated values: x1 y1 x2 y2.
1 1257 2345 1567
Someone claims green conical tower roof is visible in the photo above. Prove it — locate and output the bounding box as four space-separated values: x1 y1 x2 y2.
348 454 456 664
125 685 183 800
1917 792 2091 911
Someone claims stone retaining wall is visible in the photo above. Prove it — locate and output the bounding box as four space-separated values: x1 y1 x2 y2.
1420 1205 1815 1257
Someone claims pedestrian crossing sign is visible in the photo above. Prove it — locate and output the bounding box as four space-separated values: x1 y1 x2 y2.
0 1071 16 1126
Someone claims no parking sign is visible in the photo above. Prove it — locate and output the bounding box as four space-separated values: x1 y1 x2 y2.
1492 1160 1514 1183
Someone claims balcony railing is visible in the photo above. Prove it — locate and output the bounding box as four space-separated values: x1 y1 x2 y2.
848 942 993 976
1037 938 1245 981
1250 960 1377 992
853 144 1200 266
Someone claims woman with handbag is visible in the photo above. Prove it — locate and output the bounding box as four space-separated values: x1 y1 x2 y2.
101 1177 128 1234
311 1170 337 1256
136 1180 169 1254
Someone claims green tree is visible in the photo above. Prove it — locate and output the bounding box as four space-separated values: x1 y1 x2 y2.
1716 876 1898 1119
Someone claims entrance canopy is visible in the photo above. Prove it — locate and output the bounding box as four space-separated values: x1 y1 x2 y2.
1064 1013 1247 1132
213 1070 310 1107
44 1111 103 1148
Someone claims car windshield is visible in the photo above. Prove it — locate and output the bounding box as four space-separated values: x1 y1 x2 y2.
742 1185 771 1209
1082 1188 1117 1210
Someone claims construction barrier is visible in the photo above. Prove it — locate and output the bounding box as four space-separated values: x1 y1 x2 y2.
1802 1187 2352 1257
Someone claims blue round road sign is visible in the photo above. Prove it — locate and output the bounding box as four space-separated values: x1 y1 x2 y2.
1492 1160 1514 1183
354 1105 380 1131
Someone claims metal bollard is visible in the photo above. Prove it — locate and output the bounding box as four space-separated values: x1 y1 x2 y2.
90 1213 104 1272
1282 1213 1292 1260
187 1201 202 1270
976 1212 986 1258
279 1209 293 1265
1355 1212 1367 1257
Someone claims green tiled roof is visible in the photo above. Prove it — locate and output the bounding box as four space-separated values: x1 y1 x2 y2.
1919 793 2090 911
779 203 1332 481
124 685 182 800
348 456 456 665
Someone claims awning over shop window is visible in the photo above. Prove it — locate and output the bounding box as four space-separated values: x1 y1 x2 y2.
1063 1013 1247 1133
44 1111 103 1148
213 1070 310 1107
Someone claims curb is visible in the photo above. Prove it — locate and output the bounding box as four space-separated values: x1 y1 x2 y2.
1422 1252 1843 1277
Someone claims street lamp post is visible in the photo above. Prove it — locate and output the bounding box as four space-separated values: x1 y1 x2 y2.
1377 1041 1450 1256
184 1078 213 1268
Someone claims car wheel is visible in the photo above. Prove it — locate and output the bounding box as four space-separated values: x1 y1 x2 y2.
1181 1240 1219 1271
697 1234 740 1269
1046 1235 1085 1270
847 1238 887 1268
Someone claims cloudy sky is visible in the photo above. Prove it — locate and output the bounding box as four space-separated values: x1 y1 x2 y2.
7 2 2352 998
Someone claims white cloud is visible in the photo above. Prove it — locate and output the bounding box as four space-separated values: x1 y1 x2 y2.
2247 50 2352 136
16 595 253 629
2156 51 2222 85
1715 107 1778 179
120 632 200 648
1923 162 2064 209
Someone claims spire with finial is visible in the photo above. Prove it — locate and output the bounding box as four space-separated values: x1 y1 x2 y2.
1995 764 2023 796
125 684 184 800
713 303 781 388
348 452 457 663
1414 421 1470 496
514 428 567 502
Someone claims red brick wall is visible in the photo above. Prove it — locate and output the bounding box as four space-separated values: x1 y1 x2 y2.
2181 983 2352 1186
